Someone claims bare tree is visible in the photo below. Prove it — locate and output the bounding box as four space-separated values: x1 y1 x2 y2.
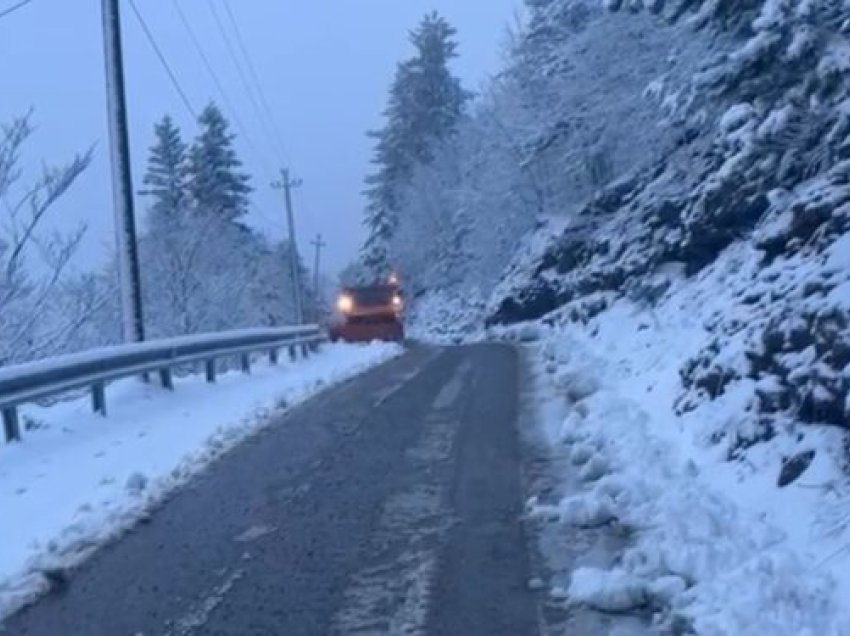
0 112 96 364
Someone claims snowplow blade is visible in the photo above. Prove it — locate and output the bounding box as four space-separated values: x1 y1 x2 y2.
330 319 404 343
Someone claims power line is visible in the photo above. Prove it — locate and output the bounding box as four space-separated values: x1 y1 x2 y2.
251 204 287 233
170 1 282 232
221 1 290 164
131 1 281 231
127 0 196 119
209 0 285 166
170 0 275 178
0 0 34 20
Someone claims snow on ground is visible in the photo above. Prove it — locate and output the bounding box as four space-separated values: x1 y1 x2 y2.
514 240 850 634
0 342 401 621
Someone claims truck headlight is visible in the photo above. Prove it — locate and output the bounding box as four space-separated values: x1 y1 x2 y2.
337 294 354 313
392 295 402 308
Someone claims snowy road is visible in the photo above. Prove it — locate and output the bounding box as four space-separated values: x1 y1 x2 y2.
2 344 540 635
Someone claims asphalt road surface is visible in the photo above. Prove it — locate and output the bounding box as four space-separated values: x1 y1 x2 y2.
3 344 541 636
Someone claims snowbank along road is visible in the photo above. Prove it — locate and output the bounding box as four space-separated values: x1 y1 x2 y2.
3 344 560 635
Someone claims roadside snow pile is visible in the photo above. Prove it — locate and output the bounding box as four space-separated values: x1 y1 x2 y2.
567 567 686 614
527 273 850 633
0 342 400 621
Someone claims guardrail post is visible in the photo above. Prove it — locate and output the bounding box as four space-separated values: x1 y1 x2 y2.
92 383 107 416
2 407 21 442
241 353 251 374
301 343 310 358
309 340 319 353
288 345 297 361
159 368 174 390
269 348 279 365
205 359 216 383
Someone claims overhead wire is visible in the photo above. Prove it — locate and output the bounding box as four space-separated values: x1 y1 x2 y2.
127 0 197 119
208 0 286 168
133 0 286 234
170 0 276 180
0 0 34 21
221 0 291 165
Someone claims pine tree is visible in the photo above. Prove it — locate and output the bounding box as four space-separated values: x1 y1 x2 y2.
361 12 469 276
140 115 188 226
405 13 469 159
187 103 252 222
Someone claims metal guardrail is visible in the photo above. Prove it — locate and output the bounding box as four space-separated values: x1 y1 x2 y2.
0 325 326 443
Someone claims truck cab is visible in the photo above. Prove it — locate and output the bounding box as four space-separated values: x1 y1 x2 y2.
329 279 405 343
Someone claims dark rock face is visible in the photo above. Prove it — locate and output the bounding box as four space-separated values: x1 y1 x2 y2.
680 353 741 401
778 450 816 487
750 309 850 427
487 281 568 326
676 190 769 276
486 134 775 329
678 303 850 429
536 238 595 276
757 185 850 265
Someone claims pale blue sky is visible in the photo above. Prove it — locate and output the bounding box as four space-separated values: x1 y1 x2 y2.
0 1 520 275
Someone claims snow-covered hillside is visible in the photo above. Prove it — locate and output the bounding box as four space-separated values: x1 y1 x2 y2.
406 0 850 632
484 207 850 630
509 241 850 632
484 0 850 495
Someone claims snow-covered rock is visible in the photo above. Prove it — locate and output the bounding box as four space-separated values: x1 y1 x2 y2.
579 454 610 482
559 493 619 528
568 567 649 612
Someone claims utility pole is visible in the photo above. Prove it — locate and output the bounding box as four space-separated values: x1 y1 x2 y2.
271 169 304 324
102 0 145 343
310 234 326 298
310 234 326 322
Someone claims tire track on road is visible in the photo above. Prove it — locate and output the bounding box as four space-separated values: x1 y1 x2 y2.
332 358 472 635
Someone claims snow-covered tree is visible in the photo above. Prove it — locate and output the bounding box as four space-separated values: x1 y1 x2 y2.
187 103 252 222
361 12 470 276
406 13 470 153
367 0 694 299
137 109 315 336
140 115 188 226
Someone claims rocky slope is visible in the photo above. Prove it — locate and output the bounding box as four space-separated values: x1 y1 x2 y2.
488 0 850 441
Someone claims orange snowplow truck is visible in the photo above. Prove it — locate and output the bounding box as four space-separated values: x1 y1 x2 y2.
328 275 404 343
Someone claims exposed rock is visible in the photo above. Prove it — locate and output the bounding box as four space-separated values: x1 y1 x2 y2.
778 450 816 487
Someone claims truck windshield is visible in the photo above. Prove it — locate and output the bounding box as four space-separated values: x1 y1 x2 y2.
350 286 396 306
